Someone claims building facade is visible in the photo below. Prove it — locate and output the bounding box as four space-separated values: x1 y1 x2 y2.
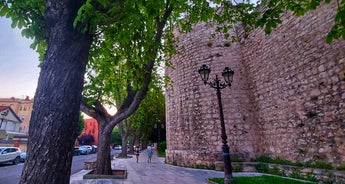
0 96 34 133
80 118 99 146
165 2 345 168
0 106 27 151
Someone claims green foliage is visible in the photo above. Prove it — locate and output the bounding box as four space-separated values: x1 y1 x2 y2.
289 169 305 180
255 163 269 173
268 166 285 176
232 165 243 172
209 175 308 184
111 127 122 146
337 163 345 170
271 157 295 165
231 156 243 162
193 164 215 170
157 141 166 157
126 86 166 143
253 155 272 162
305 160 333 170
253 155 333 169
257 0 345 42
74 113 86 138
0 0 47 60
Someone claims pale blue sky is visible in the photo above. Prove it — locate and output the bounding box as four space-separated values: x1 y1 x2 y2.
0 17 40 99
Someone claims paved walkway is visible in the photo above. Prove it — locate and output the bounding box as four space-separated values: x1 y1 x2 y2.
70 149 261 184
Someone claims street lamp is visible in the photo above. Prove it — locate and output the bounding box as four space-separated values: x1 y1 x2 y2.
198 64 234 184
0 109 9 129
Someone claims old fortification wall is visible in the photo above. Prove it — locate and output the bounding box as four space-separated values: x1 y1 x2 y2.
165 1 345 168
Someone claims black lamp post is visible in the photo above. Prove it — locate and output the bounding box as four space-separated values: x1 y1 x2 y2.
198 64 234 184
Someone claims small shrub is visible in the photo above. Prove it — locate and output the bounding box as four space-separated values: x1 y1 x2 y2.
337 163 345 170
232 165 243 172
268 166 285 176
272 157 294 165
305 160 333 170
231 156 243 162
254 155 272 162
255 163 269 173
289 170 304 180
194 164 207 169
305 173 318 182
193 164 215 170
157 141 166 157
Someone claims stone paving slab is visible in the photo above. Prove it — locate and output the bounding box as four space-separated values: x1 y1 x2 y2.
70 150 262 184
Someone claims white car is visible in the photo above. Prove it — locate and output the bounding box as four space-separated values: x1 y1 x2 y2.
20 152 27 162
0 147 21 165
79 145 92 155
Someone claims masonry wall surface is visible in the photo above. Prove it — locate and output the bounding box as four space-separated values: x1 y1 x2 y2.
242 2 345 164
165 23 259 167
165 1 345 168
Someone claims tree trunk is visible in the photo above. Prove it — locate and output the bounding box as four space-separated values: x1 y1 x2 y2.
118 121 129 157
96 122 112 175
20 1 93 183
120 133 129 157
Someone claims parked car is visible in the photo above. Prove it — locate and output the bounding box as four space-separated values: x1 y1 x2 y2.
78 145 92 155
73 147 80 156
20 152 27 162
91 145 97 153
114 145 122 150
0 147 21 165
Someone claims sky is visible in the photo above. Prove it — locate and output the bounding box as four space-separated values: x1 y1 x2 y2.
0 17 117 115
0 17 40 99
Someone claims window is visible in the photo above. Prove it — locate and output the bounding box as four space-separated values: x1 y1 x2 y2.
3 148 11 154
8 122 16 131
0 121 7 130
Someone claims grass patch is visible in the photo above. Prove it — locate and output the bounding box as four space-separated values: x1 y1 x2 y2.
209 175 309 184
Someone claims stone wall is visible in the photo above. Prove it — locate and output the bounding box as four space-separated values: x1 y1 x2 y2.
242 2 345 164
165 1 345 168
165 22 260 167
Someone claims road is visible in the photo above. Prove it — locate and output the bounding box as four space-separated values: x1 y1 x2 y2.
0 153 98 184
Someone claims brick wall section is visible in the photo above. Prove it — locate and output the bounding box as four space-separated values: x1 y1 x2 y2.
166 1 345 168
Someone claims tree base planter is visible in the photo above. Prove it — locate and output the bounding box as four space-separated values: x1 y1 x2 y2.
83 169 127 179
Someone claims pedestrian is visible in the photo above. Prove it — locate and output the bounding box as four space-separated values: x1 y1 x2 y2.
135 146 140 163
147 145 153 163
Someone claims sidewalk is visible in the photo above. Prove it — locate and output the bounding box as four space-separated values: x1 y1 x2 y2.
70 150 261 184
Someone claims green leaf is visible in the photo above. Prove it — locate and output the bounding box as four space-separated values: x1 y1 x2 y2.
0 5 9 16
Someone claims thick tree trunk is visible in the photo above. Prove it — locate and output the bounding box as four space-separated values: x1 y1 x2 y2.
20 1 93 184
96 122 113 175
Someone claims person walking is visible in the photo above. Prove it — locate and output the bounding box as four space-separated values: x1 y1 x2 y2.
135 146 140 163
147 145 153 163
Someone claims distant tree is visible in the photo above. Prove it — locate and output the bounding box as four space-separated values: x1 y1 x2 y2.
111 127 122 146
77 133 95 145
74 113 85 138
